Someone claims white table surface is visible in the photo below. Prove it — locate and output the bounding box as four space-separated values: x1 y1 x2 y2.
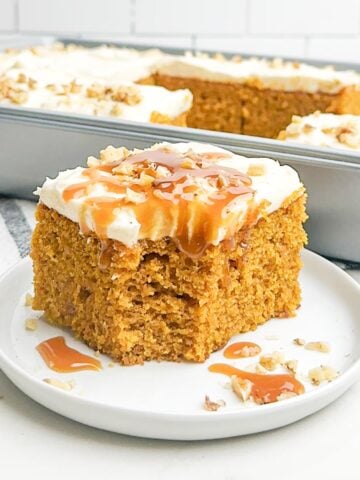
0 269 359 480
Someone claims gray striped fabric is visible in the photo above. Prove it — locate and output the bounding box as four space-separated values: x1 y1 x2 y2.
0 196 35 275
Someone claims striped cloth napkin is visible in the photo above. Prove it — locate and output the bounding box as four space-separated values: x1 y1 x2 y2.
0 196 35 275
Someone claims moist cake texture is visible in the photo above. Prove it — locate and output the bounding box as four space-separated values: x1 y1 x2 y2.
31 142 307 365
2 43 360 138
155 53 360 138
279 111 360 150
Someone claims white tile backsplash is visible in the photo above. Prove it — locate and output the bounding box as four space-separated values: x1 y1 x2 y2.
196 37 306 58
0 0 358 63
135 0 247 35
308 38 360 63
0 0 16 31
19 0 132 34
249 0 360 35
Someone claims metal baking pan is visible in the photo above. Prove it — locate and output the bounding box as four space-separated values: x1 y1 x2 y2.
1 36 360 262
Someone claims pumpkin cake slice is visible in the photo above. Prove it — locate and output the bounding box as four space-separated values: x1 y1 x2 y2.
31 142 307 365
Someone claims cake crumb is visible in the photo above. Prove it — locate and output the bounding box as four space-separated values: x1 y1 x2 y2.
305 341 330 353
308 365 338 385
259 351 284 371
25 318 38 331
293 337 305 346
43 378 75 391
231 376 253 402
108 362 115 368
283 359 298 375
94 351 100 357
203 395 226 412
24 293 34 307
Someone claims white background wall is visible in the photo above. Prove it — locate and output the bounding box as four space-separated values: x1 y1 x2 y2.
1 0 360 63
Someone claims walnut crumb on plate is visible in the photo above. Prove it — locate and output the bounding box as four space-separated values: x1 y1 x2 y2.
25 318 38 331
203 395 226 412
308 365 338 385
293 337 305 346
305 341 330 353
24 293 34 307
283 359 298 375
231 376 253 402
43 378 75 391
259 351 284 371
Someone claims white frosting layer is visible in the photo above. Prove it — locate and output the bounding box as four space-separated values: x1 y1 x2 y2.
157 54 360 93
36 142 303 247
0 44 192 120
1 43 360 107
0 45 164 83
1 78 192 121
156 53 360 94
280 112 360 150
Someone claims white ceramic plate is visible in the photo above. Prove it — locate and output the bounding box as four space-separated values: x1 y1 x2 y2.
0 250 359 440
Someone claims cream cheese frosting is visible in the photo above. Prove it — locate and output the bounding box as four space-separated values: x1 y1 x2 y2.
0 43 193 121
156 53 360 94
279 112 360 150
36 142 303 255
1 43 360 112
0 75 192 121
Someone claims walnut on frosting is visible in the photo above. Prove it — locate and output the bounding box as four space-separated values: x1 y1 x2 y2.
86 83 142 106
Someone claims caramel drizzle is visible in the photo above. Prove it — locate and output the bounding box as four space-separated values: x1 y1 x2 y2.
62 148 254 258
36 336 102 373
209 363 304 404
223 341 261 359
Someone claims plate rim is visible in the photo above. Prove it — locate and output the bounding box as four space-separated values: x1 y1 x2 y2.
0 249 360 423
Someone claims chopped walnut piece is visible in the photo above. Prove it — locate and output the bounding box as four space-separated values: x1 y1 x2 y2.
110 103 123 116
203 395 226 412
303 123 315 134
124 188 146 204
28 77 38 90
293 337 305 346
231 376 253 402
305 341 330 353
308 365 338 385
111 85 142 105
17 73 27 83
99 145 129 164
69 80 82 94
277 391 298 401
43 378 75 391
8 90 28 104
25 318 38 331
213 52 226 62
255 363 268 374
283 359 298 375
24 293 34 307
259 351 284 371
247 164 265 176
86 82 105 100
87 156 101 168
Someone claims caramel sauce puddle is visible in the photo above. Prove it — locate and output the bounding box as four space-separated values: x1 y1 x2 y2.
223 341 261 359
36 336 102 373
209 363 304 404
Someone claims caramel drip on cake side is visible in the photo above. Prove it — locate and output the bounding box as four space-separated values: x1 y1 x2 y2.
62 148 255 257
209 363 304 404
